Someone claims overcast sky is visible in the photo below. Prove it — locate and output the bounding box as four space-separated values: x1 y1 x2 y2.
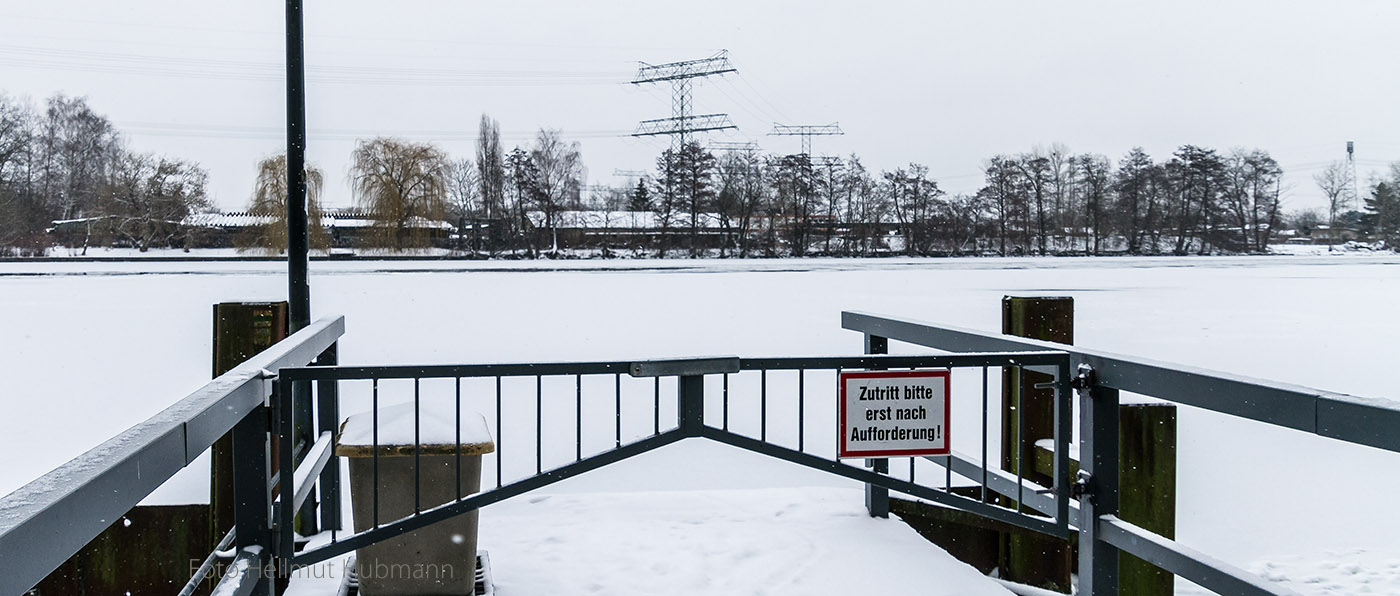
4 0 1399 213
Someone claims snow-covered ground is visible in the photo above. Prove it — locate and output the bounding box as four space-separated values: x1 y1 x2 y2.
3 254 1399 595
282 486 1016 596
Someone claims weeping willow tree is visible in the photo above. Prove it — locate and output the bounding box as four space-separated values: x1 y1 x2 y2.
236 154 329 253
349 137 449 251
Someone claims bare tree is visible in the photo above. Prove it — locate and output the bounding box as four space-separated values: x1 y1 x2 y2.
446 157 478 252
39 94 121 222
1074 154 1112 254
1314 161 1351 251
0 94 33 250
237 154 328 253
476 114 505 253
97 151 210 252
530 129 583 253
1014 155 1051 255
349 137 449 251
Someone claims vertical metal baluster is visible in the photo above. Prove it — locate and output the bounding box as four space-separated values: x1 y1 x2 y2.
536 375 542 475
614 373 622 449
945 454 952 492
653 377 660 435
760 369 767 442
330 378 340 543
797 369 805 452
575 374 583 462
372 379 379 528
414 378 421 515
981 366 988 503
501 377 506 489
1015 365 1024 513
455 377 462 501
722 373 729 431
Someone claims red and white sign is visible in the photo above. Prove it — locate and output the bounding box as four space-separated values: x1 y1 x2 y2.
838 370 950 458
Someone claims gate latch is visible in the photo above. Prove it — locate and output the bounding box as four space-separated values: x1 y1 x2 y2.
1070 364 1096 391
1071 471 1093 500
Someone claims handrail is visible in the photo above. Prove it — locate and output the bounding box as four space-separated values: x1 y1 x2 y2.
0 315 345 596
843 310 1392 596
1098 516 1301 596
842 310 1400 453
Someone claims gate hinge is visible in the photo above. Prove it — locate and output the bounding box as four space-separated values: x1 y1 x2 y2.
1070 364 1096 391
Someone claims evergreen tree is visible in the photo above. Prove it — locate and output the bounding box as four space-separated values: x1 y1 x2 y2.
629 178 651 212
1363 179 1400 248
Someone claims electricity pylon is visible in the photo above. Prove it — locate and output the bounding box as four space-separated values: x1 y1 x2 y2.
768 123 844 157
1346 141 1360 206
632 51 737 150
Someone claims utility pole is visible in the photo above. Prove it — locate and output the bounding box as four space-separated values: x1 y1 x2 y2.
286 0 309 332
632 51 738 151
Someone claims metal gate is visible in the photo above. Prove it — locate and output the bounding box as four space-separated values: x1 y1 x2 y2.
274 350 1074 569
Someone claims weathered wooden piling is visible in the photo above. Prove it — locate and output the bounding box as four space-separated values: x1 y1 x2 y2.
210 302 289 559
1000 296 1075 591
891 296 1177 595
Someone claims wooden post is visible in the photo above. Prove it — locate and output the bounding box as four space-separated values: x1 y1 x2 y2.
999 293 1177 596
1000 296 1075 591
1030 403 1177 596
211 302 288 560
1117 403 1177 596
31 505 211 596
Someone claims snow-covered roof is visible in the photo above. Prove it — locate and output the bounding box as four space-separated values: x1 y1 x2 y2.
526 210 724 229
114 209 455 231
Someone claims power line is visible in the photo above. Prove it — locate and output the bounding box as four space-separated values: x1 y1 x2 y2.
116 121 633 142
709 141 761 153
0 44 625 87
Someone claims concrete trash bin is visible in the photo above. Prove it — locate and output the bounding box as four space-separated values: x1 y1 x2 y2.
336 402 495 596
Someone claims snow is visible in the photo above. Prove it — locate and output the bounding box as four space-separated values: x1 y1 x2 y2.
1033 438 1079 462
477 486 1010 596
1177 549 1400 596
3 254 1400 595
338 401 493 448
282 485 1012 596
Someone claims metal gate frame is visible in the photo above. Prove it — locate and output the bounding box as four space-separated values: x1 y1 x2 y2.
273 350 1073 570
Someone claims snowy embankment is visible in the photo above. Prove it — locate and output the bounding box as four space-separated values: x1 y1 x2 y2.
3 254 1399 595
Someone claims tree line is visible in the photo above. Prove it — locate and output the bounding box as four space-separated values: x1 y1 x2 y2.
0 93 209 255
3 94 1397 256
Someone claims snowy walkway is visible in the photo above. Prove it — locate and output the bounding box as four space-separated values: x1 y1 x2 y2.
285 486 1011 596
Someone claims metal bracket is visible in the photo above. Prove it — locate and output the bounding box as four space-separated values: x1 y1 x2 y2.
630 356 740 378
1071 470 1093 501
1071 363 1096 391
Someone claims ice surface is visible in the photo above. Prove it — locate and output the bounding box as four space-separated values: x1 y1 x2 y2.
3 254 1400 595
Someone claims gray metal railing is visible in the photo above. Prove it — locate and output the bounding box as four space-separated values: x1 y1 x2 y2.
0 315 344 596
843 310 1400 596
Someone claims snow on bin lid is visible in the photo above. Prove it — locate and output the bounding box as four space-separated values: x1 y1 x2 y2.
335 401 495 457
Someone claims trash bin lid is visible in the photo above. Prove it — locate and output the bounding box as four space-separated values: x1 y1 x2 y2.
336 401 495 457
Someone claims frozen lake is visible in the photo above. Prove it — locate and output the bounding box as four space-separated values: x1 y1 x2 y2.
3 253 1399 594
